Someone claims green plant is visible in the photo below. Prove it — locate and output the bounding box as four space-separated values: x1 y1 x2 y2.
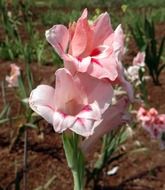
41 9 80 26
130 17 165 85
145 19 165 85
0 0 25 60
86 126 129 188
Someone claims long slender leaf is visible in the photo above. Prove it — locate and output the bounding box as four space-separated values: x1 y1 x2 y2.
157 63 165 77
0 104 10 119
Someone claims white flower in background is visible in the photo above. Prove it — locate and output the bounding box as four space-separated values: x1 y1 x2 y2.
126 52 146 85
7 11 12 18
127 65 143 82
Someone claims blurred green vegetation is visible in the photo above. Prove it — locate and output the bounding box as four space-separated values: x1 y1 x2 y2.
122 0 165 7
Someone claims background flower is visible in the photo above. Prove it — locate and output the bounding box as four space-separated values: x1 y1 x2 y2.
137 107 165 149
6 63 20 87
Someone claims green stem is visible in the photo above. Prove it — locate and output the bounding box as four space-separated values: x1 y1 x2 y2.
62 133 84 190
73 170 82 190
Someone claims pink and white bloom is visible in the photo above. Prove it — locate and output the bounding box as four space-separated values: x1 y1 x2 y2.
137 107 165 149
137 107 158 126
45 9 133 102
127 52 146 83
29 68 113 137
6 64 20 87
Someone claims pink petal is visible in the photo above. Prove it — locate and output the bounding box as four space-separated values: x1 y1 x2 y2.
10 64 20 76
77 102 101 120
113 24 125 56
77 56 92 72
45 24 69 59
70 102 102 137
157 115 165 127
52 102 101 136
29 85 55 124
70 118 95 137
149 108 158 116
92 12 113 47
76 72 114 113
54 68 86 114
91 45 111 59
69 22 87 57
133 52 145 66
89 53 118 81
53 112 76 133
114 61 134 102
67 46 118 82
95 96 130 135
69 9 93 57
137 107 148 121
104 25 125 58
79 8 88 19
81 96 130 153
68 45 118 81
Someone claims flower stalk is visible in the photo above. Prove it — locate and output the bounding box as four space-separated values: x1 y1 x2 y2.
62 133 85 190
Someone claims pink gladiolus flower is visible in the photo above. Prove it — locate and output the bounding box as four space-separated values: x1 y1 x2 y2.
137 107 159 137
133 52 145 66
81 96 130 153
45 9 133 102
6 64 20 87
29 68 113 137
137 107 165 149
137 107 158 126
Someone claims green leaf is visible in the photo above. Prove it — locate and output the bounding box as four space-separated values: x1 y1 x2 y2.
157 63 165 77
62 133 74 169
0 104 10 119
0 118 9 125
18 75 27 99
129 23 146 51
25 62 34 93
18 123 37 136
24 123 38 129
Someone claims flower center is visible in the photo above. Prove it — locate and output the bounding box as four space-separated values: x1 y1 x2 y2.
90 48 101 56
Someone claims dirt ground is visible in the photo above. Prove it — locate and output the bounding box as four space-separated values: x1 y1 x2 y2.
0 15 165 190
